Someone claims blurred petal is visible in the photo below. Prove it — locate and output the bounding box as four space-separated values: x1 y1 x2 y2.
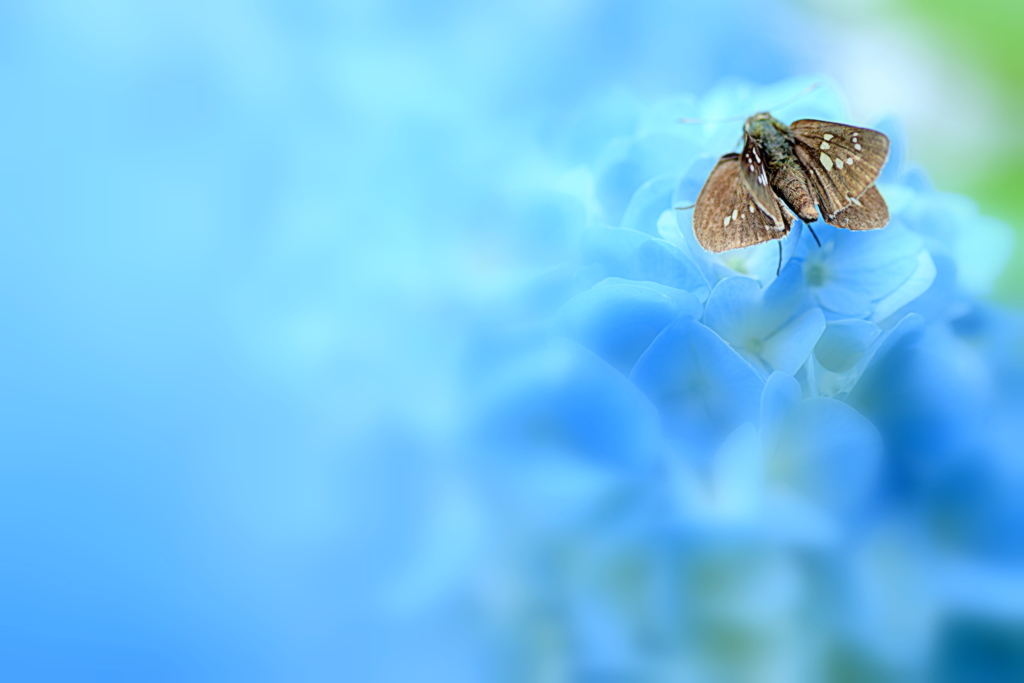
769 398 882 522
674 421 762 523
870 250 936 323
760 307 826 376
556 278 701 373
580 225 710 298
703 263 822 375
760 372 801 455
631 317 764 459
475 339 662 474
815 320 882 374
703 276 765 343
622 173 678 237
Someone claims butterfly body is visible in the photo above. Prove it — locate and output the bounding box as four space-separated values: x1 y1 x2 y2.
692 112 890 254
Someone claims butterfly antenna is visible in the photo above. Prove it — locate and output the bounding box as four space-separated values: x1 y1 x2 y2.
807 224 822 247
674 203 695 210
677 113 750 125
767 82 821 114
677 83 821 124
777 241 783 276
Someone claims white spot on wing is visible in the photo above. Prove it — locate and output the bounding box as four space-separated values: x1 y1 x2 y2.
847 157 853 164
724 215 731 227
855 143 862 151
823 134 834 140
732 209 738 221
820 152 834 171
820 141 830 150
749 205 755 212
835 157 844 169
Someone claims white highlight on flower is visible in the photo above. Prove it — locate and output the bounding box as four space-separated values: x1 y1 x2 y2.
820 152 834 171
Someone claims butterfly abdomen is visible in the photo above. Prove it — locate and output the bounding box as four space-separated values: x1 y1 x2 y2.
770 159 819 223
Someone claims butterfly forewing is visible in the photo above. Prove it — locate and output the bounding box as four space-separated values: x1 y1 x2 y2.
739 136 785 229
693 154 792 253
826 185 889 231
789 119 889 220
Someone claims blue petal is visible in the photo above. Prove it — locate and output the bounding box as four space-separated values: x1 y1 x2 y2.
869 250 936 323
815 320 882 374
674 422 763 523
703 261 806 343
873 116 908 184
760 307 826 375
900 191 1014 296
474 339 662 474
580 225 710 298
768 398 882 521
631 317 764 460
595 134 695 224
812 313 922 399
702 276 766 344
842 523 939 667
556 279 702 373
673 155 719 209
621 173 678 237
760 372 801 455
804 223 924 317
702 263 822 375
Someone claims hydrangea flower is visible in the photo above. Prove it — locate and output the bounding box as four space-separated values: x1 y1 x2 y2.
452 77 1024 681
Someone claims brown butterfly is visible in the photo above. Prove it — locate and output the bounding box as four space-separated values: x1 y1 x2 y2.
690 113 890 271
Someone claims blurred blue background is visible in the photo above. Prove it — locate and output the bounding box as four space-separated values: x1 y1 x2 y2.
1 1 1023 680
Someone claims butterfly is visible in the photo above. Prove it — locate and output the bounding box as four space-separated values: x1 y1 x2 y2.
690 113 890 271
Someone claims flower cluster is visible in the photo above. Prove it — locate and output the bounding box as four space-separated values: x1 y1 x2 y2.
459 79 1024 680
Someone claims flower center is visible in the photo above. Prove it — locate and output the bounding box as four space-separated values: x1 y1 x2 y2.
805 262 828 287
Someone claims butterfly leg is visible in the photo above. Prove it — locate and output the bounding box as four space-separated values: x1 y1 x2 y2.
806 223 822 248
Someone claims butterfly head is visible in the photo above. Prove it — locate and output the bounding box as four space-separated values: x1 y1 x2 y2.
743 112 785 137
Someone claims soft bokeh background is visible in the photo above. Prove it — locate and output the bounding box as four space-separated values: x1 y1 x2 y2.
0 0 1022 680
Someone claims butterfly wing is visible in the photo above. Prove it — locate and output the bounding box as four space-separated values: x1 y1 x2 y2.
693 153 794 253
789 119 889 223
739 136 786 230
826 185 889 231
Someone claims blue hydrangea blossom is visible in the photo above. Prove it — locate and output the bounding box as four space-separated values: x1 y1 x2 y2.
452 78 1024 680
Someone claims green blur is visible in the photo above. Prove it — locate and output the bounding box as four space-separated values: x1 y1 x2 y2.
898 0 1024 301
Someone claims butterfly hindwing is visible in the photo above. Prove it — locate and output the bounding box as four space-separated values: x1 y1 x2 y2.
825 185 889 231
789 119 889 220
693 154 793 253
